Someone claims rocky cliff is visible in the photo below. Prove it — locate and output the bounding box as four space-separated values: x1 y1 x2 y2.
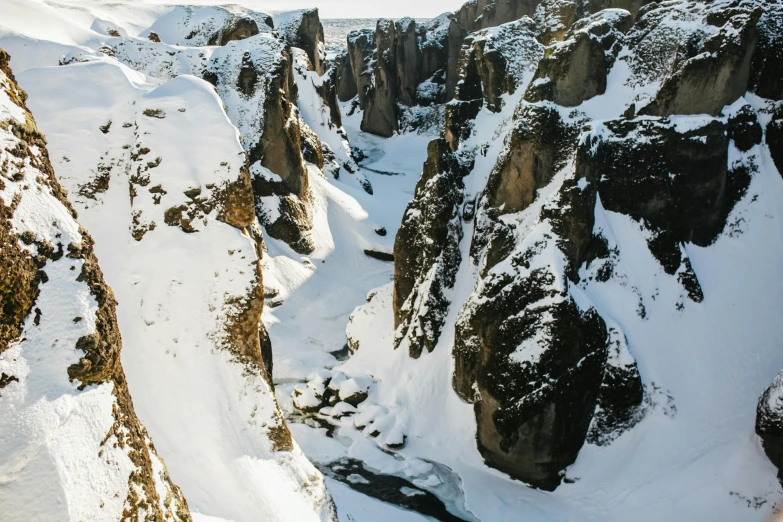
340 0 663 138
103 12 329 253
276 9 327 76
0 48 190 521
389 0 782 490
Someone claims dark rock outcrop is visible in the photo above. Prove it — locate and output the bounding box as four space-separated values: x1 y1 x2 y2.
749 1 783 100
144 6 272 47
457 18 544 113
393 139 474 357
209 15 260 46
233 46 314 253
334 51 357 101
587 118 740 248
346 28 377 109
358 16 452 136
525 9 631 106
362 20 401 137
768 106 783 176
483 104 578 216
452 114 741 490
387 0 773 495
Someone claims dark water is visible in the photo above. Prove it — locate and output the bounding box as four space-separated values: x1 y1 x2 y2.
289 412 479 522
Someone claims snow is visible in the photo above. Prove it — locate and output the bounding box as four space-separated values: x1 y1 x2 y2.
14 30 333 519
4 0 783 520
141 5 273 46
0 61 146 522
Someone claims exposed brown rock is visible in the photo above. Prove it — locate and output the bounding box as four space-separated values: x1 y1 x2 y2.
333 51 358 102
362 20 401 137
346 28 376 110
278 9 326 75
525 9 631 107
485 104 577 215
641 7 761 117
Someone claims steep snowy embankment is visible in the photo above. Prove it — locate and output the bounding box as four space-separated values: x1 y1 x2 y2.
0 48 189 521
19 57 335 522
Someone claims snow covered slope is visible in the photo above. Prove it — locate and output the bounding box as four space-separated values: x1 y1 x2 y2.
18 56 336 521
3 0 783 520
0 48 188 522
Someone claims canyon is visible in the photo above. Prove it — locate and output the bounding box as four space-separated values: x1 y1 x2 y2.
0 0 782 520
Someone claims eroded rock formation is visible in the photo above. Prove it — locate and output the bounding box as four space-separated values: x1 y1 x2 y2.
277 9 327 76
390 0 775 490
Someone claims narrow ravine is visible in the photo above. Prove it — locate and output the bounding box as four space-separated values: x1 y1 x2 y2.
260 104 477 519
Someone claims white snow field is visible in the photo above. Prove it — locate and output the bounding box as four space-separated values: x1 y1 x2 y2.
1 0 783 521
0 49 187 521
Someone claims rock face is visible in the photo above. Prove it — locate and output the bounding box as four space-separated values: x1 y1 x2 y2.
276 9 327 76
111 29 316 253
362 20 402 137
351 0 651 136
525 9 631 106
346 28 377 110
457 18 544 113
452 112 751 490
393 139 473 357
483 104 577 217
333 51 357 101
768 106 783 176
749 1 783 100
23 40 339 519
640 5 761 117
392 0 773 490
0 49 190 521
351 16 450 136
